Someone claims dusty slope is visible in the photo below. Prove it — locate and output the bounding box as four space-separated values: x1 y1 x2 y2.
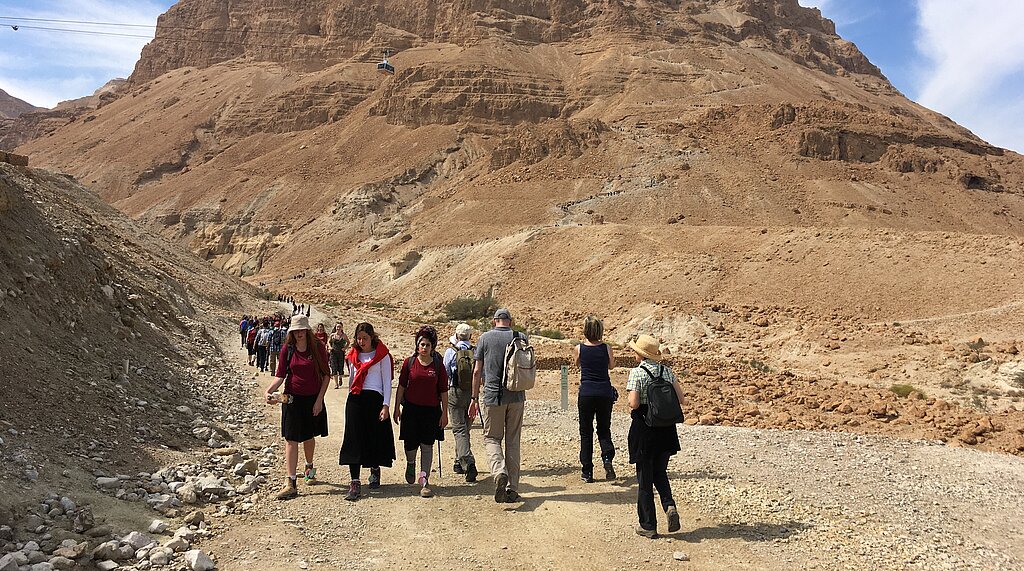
0 162 262 510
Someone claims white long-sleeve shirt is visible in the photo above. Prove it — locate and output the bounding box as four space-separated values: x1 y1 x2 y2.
348 351 394 404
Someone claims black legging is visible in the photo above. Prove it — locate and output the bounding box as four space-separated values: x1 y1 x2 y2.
636 451 675 531
578 395 615 472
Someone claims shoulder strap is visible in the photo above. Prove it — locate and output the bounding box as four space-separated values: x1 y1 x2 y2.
284 344 295 392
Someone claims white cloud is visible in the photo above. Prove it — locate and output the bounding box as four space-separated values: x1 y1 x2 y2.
0 0 167 107
914 0 1024 152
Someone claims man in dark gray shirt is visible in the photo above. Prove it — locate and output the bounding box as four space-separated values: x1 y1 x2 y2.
472 308 526 503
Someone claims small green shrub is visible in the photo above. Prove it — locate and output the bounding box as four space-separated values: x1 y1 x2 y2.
538 328 565 340
740 358 771 374
890 384 925 399
443 293 499 321
512 324 527 334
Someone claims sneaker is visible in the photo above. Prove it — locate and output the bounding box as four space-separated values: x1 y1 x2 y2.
452 462 466 475
405 462 416 485
344 481 361 501
465 463 478 483
504 489 521 503
275 478 298 500
368 467 381 489
581 471 594 483
494 473 509 503
666 505 681 533
303 465 317 484
604 461 616 480
418 472 433 497
635 526 658 539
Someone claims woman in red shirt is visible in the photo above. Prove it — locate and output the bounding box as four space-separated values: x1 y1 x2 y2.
265 315 330 500
394 325 449 497
314 322 329 347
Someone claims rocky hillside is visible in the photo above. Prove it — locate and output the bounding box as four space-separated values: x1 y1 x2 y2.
0 89 41 120
0 161 263 510
12 0 1024 382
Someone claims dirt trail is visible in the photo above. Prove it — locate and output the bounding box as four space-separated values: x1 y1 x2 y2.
203 307 1024 571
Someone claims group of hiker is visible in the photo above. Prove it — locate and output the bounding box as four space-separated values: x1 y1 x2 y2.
249 306 688 538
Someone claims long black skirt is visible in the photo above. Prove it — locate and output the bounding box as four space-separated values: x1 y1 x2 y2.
281 394 329 442
627 407 680 464
398 402 445 450
339 390 396 468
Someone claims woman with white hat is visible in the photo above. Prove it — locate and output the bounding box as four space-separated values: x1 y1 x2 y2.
265 315 331 500
625 334 685 538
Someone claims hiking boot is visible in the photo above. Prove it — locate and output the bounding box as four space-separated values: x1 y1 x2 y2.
666 505 681 533
465 463 478 483
504 489 521 503
303 464 317 484
368 467 381 489
274 478 298 500
604 461 616 480
452 462 466 475
418 472 433 498
405 462 416 485
635 526 658 539
581 471 594 483
494 473 509 503
344 481 361 501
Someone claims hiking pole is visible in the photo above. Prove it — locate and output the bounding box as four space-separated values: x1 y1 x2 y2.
437 439 443 478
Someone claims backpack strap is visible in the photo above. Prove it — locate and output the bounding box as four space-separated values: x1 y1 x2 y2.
283 344 295 393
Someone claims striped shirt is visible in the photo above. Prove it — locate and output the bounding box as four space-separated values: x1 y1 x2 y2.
626 359 678 405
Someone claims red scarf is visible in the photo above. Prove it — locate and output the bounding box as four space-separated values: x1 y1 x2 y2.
346 341 390 395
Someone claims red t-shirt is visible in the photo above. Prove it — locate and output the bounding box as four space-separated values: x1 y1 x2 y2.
399 356 448 407
275 342 329 396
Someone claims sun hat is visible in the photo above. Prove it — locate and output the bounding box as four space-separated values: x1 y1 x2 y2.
628 334 663 361
450 322 473 345
493 308 512 320
287 315 313 334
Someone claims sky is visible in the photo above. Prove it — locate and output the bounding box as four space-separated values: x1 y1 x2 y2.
0 1 1022 152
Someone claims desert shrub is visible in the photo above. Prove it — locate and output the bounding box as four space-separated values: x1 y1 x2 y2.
967 338 988 351
1012 370 1024 389
741 358 771 374
538 328 565 340
444 293 498 321
890 384 925 399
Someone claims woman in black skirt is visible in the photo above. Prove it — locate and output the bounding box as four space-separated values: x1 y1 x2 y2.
265 315 330 500
625 334 685 538
339 322 396 501
395 325 449 498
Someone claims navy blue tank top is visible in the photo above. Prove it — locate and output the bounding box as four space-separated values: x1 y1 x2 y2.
579 343 614 398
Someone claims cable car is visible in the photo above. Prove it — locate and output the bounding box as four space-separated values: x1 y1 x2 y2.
376 49 395 75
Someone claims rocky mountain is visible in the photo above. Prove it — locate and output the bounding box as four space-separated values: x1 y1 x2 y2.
0 88 42 120
13 0 1024 334
0 80 128 152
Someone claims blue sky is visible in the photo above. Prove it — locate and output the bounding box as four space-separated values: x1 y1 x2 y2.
1 0 1022 152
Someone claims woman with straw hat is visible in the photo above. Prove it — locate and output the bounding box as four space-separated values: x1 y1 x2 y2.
265 314 331 500
625 334 685 538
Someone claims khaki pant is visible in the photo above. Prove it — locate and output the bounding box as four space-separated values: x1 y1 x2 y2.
448 386 476 469
482 401 524 491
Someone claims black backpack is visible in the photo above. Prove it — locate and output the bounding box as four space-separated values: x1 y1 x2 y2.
641 364 684 427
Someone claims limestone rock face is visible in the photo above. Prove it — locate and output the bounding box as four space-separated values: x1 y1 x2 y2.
16 0 1024 327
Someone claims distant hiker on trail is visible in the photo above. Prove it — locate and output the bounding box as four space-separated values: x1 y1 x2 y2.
306 305 311 317
473 308 527 503
625 334 684 538
339 322 396 501
255 322 273 372
269 320 285 374
574 316 617 483
395 325 449 498
443 322 478 482
329 322 350 389
314 323 329 347
265 315 330 500
239 315 249 347
245 321 259 367
292 301 297 314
